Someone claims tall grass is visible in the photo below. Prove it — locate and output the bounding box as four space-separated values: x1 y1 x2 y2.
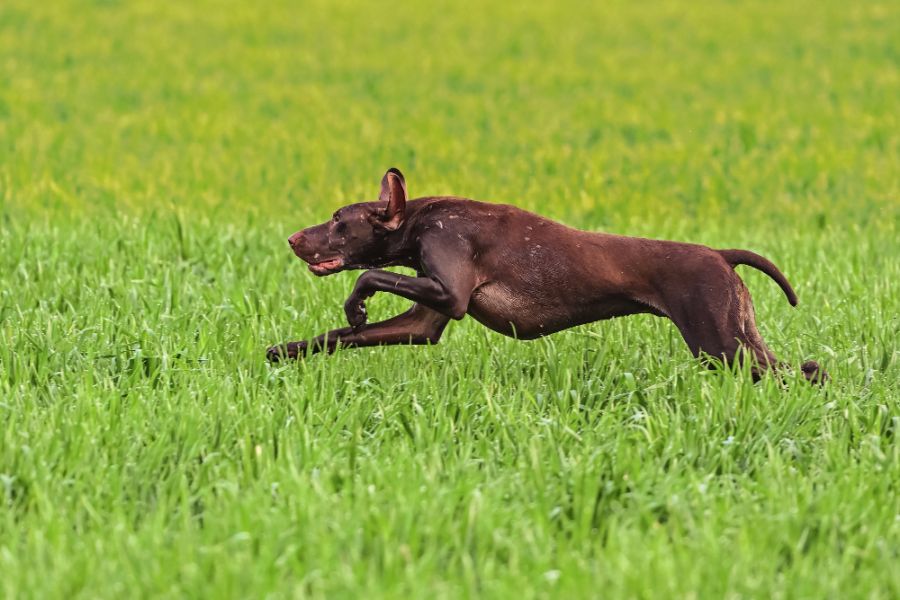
0 0 897 597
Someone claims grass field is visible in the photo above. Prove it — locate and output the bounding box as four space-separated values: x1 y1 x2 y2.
1 0 899 597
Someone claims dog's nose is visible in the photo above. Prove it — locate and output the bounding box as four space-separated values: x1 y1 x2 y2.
288 231 304 248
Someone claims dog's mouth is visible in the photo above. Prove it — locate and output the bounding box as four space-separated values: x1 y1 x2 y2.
307 256 345 276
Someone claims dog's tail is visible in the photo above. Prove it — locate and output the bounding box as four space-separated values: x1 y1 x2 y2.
717 249 798 306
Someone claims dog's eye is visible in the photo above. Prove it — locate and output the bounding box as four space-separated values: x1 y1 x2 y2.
335 221 347 234
332 213 340 223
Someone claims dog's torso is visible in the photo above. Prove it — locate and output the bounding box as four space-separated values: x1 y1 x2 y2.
401 197 730 339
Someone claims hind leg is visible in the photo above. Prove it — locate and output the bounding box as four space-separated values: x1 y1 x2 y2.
666 272 780 380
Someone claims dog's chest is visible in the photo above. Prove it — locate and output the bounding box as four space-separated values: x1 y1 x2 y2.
468 281 571 339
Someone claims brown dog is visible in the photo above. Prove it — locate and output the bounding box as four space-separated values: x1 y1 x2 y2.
268 168 825 383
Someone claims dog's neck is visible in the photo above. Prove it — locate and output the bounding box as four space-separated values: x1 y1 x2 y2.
378 199 435 271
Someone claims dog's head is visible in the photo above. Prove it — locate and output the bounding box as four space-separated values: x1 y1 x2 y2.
288 168 409 276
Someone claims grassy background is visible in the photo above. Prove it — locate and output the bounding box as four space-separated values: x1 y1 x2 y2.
1 0 898 597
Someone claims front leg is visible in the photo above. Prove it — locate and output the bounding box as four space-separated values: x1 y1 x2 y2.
344 275 374 329
267 304 450 361
344 268 474 329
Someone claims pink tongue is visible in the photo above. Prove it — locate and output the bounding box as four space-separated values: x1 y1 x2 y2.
310 258 342 273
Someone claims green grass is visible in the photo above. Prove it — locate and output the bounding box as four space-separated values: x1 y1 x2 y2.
1 0 899 597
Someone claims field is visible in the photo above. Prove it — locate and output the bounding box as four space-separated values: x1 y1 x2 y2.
1 0 898 597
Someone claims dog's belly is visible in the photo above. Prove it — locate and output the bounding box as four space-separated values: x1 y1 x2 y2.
467 282 539 337
467 281 658 339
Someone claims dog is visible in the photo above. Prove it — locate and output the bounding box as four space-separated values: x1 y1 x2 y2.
267 168 825 383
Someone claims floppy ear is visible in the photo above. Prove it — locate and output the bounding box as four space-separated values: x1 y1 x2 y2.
376 167 407 231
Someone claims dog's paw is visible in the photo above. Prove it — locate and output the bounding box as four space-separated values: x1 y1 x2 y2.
801 360 828 385
344 296 368 329
266 341 307 362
